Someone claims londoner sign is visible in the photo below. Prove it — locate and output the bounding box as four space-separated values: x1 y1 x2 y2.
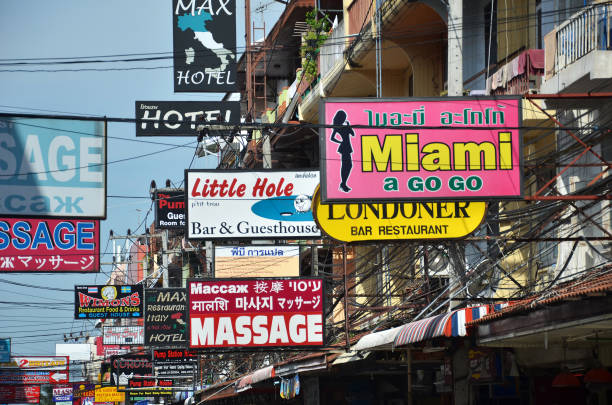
320 97 522 202
312 185 486 242
188 278 325 349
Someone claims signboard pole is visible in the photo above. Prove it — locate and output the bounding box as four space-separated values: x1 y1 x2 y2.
343 244 350 351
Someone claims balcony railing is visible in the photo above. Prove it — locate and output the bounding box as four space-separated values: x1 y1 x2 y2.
546 3 612 78
320 19 345 78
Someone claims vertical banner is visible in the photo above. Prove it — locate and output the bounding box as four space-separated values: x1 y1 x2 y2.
320 98 522 202
0 219 100 273
172 0 237 92
144 288 188 346
0 117 106 218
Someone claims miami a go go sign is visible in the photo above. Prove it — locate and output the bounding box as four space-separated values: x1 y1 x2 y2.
320 97 522 202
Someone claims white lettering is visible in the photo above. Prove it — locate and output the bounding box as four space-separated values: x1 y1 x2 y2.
80 137 102 183
48 136 76 182
269 315 289 344
0 133 17 177
215 317 235 345
252 315 268 344
307 314 323 343
18 135 47 180
289 314 306 343
190 317 215 345
164 110 182 130
141 109 161 129
235 316 251 345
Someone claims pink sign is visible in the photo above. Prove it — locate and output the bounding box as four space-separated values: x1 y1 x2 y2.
188 278 324 348
321 98 522 201
0 218 99 272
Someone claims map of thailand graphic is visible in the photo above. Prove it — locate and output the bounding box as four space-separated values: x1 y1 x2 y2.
177 12 234 74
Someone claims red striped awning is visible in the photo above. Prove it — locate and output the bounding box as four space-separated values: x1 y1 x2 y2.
393 306 489 348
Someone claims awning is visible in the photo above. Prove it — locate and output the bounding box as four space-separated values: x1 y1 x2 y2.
352 326 403 351
275 353 328 377
352 306 490 351
332 350 372 365
235 365 275 392
394 306 489 347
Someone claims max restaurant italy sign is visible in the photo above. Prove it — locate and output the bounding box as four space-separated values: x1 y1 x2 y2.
144 288 188 346
321 97 522 202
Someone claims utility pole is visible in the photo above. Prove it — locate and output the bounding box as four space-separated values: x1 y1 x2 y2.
162 230 169 288
447 0 463 96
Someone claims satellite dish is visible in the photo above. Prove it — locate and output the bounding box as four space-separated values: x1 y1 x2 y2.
427 249 451 276
466 258 494 297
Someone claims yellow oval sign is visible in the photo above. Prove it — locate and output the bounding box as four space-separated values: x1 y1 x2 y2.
312 185 486 242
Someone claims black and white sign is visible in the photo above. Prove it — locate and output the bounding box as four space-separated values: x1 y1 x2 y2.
135 101 240 136
186 170 320 239
152 349 197 377
172 0 237 92
144 289 188 346
110 354 152 386
154 190 185 230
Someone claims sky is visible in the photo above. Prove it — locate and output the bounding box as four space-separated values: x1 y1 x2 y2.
0 0 283 357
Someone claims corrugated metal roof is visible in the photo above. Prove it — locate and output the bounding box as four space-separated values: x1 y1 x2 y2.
467 269 612 327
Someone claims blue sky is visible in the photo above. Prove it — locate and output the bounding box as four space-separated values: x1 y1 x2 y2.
0 0 283 357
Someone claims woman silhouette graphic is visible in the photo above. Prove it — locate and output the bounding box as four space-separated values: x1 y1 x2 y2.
329 110 355 193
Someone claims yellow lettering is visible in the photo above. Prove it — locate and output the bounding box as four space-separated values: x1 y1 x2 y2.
421 142 451 171
361 134 403 172
498 132 513 170
453 142 497 170
405 134 419 171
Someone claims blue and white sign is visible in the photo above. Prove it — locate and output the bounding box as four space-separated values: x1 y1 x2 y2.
0 339 9 362
186 170 320 239
0 117 106 218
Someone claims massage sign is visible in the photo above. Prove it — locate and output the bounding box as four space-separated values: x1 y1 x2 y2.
74 285 143 319
188 278 325 348
320 97 522 202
